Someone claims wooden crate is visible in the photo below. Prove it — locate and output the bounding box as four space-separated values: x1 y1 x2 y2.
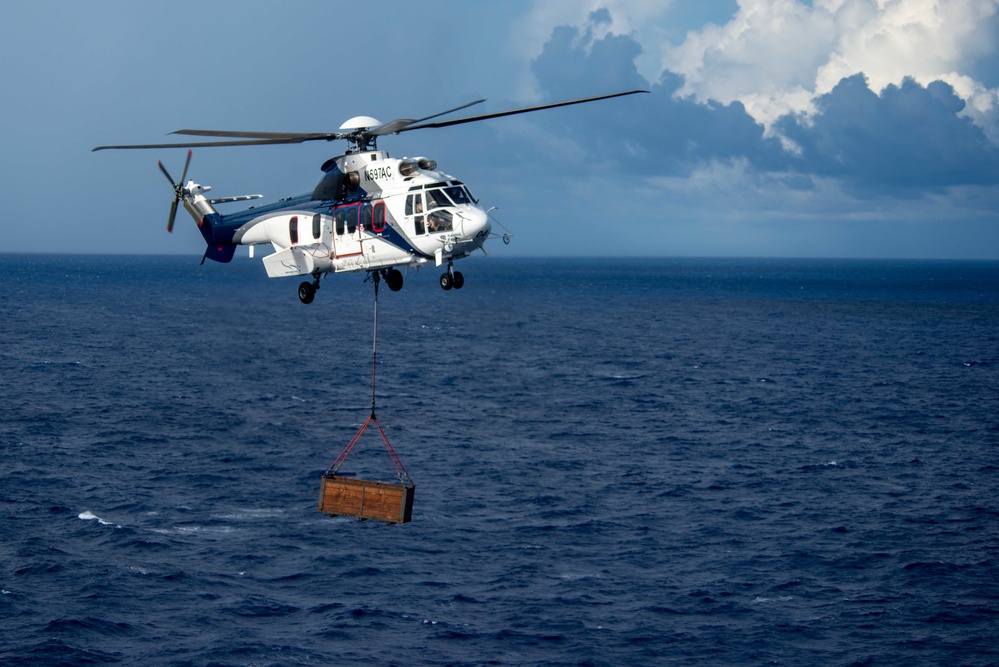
318 475 414 524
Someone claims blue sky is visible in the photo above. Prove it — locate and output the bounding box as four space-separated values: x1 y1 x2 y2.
2 0 998 259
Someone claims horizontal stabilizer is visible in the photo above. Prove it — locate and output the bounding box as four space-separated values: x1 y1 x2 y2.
262 247 315 278
208 194 263 205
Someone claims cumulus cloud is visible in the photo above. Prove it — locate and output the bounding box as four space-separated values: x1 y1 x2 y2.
526 2 999 195
665 0 999 141
667 0 839 128
512 1 678 92
778 74 999 194
531 22 787 175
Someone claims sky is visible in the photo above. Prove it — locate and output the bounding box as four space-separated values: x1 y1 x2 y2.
2 0 998 259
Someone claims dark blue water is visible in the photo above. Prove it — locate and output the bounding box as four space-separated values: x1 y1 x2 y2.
2 254 998 666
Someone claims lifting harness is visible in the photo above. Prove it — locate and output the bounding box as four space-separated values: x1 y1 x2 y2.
323 271 413 487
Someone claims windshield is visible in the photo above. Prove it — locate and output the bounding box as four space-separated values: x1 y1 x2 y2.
444 185 470 205
425 184 475 209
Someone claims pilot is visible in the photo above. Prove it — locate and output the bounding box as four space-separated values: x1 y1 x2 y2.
428 211 443 232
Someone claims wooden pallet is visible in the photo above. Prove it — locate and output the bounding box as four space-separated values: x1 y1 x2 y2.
318 475 414 524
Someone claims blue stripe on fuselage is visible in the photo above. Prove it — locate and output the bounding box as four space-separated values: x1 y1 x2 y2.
207 191 429 260
216 194 321 241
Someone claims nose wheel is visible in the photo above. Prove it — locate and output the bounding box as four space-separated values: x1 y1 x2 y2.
439 266 464 291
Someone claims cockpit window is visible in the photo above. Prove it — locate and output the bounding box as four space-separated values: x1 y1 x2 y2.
444 186 470 205
451 181 477 204
425 188 450 210
427 209 452 233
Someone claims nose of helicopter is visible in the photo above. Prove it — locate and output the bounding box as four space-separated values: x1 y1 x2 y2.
465 206 491 246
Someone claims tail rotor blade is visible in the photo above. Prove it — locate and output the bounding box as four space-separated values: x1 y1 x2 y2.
179 149 192 187
167 199 179 233
160 151 192 233
158 160 175 186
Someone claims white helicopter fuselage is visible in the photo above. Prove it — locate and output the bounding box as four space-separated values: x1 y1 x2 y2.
181 149 494 293
96 90 649 301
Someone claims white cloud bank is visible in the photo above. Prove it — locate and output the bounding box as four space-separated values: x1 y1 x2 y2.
522 0 999 142
666 0 999 141
511 0 999 259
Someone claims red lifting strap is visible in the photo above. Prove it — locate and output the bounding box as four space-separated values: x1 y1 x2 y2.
325 413 412 486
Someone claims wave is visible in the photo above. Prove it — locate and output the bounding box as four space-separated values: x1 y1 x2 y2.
77 511 119 528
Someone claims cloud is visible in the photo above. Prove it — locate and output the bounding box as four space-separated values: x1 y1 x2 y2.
665 0 999 141
512 1 682 92
528 7 999 196
778 74 999 194
666 0 839 128
530 22 787 175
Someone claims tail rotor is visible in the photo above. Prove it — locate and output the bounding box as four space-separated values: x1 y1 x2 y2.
158 150 193 233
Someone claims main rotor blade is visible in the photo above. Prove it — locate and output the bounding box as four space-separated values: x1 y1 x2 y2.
398 89 649 132
170 129 336 140
92 90 648 151
367 99 486 137
93 136 332 151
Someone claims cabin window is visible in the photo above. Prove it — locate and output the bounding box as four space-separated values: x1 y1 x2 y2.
289 216 299 244
427 209 452 233
405 193 424 216
335 209 345 236
406 194 425 235
346 206 358 234
372 202 386 233
312 214 321 239
361 205 372 232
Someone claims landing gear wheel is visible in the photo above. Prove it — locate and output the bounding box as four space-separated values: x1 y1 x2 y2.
298 281 316 304
452 271 464 289
385 268 404 292
439 272 453 291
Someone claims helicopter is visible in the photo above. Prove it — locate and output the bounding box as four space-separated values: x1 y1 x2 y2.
93 90 648 303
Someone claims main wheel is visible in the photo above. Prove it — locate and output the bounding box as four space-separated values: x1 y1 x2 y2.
298 281 316 304
452 271 464 289
386 268 404 292
439 272 453 291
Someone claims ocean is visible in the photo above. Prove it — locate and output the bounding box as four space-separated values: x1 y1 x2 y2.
1 254 997 666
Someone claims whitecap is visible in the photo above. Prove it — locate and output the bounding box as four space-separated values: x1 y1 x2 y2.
174 525 235 536
149 524 235 537
213 508 286 521
78 511 119 528
751 595 793 604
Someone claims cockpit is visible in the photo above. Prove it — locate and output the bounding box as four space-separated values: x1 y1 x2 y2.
405 181 477 235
